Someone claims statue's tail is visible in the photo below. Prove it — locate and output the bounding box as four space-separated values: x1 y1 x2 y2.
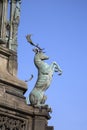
25 74 33 82
26 96 29 104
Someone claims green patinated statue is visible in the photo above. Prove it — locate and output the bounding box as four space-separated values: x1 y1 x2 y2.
26 35 62 108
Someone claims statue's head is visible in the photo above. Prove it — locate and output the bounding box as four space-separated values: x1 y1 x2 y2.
33 48 49 60
26 34 49 60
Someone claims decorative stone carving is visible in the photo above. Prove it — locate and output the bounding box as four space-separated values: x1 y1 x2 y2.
10 0 21 51
0 0 21 52
0 115 26 130
0 0 8 47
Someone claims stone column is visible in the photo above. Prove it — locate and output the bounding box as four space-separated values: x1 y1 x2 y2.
0 0 8 39
0 0 3 37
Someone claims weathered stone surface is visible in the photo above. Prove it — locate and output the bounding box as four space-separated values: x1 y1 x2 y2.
0 0 8 40
0 45 18 76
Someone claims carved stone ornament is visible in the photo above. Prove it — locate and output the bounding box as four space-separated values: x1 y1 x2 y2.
0 115 26 130
0 0 21 52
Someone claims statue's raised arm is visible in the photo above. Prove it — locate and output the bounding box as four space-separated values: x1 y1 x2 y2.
26 35 62 108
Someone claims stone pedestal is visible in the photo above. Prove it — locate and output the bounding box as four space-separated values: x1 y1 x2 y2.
0 45 54 130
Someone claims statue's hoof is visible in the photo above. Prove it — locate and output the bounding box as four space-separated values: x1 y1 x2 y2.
48 107 52 113
58 72 62 75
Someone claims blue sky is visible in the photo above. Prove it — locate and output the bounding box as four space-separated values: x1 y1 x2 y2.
17 0 87 130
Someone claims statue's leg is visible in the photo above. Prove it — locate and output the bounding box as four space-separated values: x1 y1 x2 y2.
29 93 37 105
34 95 48 108
53 62 62 74
29 89 44 106
41 95 47 104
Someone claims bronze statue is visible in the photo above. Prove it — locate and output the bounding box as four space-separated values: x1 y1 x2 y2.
26 35 62 108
